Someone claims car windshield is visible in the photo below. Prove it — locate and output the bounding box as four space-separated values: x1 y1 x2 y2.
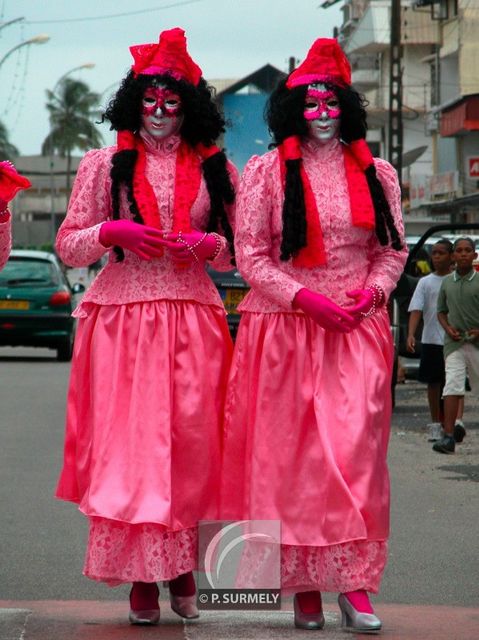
0 258 59 287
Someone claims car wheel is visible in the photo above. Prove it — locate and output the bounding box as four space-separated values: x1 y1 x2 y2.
57 336 73 362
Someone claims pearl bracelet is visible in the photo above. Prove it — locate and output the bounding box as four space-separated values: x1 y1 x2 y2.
360 284 384 318
176 230 208 263
208 232 222 261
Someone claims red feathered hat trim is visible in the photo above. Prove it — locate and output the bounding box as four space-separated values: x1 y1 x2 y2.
287 38 351 89
130 27 202 86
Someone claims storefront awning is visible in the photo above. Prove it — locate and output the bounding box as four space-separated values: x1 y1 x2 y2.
440 95 479 137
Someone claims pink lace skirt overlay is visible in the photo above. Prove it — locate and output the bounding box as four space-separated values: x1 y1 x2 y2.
234 538 386 595
280 541 388 594
84 518 197 584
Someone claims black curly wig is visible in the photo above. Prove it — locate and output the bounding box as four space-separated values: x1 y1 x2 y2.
101 71 235 262
265 78 402 261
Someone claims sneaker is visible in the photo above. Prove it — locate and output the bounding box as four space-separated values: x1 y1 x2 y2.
432 435 455 454
427 423 443 442
453 420 466 443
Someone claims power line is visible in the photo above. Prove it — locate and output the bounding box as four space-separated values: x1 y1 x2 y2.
23 0 205 24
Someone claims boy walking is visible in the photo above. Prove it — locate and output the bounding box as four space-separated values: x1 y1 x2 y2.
433 238 479 453
407 240 461 441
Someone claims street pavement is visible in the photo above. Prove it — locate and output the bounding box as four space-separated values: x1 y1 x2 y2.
0 347 478 639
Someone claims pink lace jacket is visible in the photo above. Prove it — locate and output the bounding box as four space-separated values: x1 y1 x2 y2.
55 134 238 317
0 215 11 270
236 138 408 314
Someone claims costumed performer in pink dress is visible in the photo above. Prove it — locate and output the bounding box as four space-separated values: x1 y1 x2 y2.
55 28 237 625
221 38 407 632
0 161 31 269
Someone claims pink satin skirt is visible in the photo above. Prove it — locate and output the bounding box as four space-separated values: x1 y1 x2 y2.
221 310 393 593
56 300 233 583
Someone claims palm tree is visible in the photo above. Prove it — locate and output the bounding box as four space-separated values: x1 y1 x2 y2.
42 78 103 190
0 119 19 160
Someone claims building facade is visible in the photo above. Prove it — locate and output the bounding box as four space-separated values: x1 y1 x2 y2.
10 154 81 250
335 0 479 234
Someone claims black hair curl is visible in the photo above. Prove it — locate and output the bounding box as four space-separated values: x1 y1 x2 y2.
101 71 235 262
266 78 402 260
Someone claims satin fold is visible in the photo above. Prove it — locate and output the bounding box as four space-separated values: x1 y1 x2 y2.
221 309 393 547
56 300 233 530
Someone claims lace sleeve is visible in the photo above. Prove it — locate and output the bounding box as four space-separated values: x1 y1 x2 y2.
55 148 112 268
0 214 12 271
365 158 408 300
208 160 239 272
235 154 304 308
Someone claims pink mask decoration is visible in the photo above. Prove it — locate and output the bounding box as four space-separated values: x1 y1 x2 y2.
142 87 182 118
304 88 341 121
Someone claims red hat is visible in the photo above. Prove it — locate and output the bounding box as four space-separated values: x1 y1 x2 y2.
287 38 351 89
129 27 202 85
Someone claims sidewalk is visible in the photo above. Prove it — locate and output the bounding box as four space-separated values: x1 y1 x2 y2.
1 599 478 640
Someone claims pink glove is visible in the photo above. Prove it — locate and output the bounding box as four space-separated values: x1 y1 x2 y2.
293 288 357 333
346 286 384 319
160 230 220 265
99 220 165 261
0 160 31 207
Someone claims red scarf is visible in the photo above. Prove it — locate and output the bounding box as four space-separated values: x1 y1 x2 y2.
279 136 375 268
116 131 206 233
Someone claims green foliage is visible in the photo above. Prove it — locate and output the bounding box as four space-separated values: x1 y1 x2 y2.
0 119 19 160
42 78 104 188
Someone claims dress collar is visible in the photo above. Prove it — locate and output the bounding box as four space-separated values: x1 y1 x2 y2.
139 128 181 155
453 269 476 282
301 135 342 161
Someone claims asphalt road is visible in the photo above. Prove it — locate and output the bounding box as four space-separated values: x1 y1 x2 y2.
0 345 478 638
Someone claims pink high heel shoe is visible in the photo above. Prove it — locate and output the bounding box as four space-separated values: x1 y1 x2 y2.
338 593 381 633
128 582 161 625
293 592 325 630
168 571 199 619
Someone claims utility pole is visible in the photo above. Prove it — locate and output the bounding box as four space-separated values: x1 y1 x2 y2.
388 0 403 194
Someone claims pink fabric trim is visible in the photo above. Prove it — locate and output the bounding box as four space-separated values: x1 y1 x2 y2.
84 517 197 585
348 139 374 171
287 72 344 88
280 541 388 594
0 214 12 271
172 140 202 233
116 132 203 234
196 143 221 160
343 146 375 230
233 538 387 594
282 135 301 160
0 161 31 201
139 65 183 80
279 141 327 268
130 28 202 85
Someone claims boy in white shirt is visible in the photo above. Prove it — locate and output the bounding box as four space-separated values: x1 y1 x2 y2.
407 240 464 441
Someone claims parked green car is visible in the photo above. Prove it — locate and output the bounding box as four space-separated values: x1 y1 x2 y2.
0 250 84 361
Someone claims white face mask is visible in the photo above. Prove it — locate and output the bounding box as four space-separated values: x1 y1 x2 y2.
141 84 184 140
304 83 341 144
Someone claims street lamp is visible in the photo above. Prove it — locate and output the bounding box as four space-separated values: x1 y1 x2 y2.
0 17 25 33
52 62 96 93
0 33 50 69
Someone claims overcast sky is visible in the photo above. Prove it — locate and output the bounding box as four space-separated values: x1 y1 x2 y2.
0 0 342 155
